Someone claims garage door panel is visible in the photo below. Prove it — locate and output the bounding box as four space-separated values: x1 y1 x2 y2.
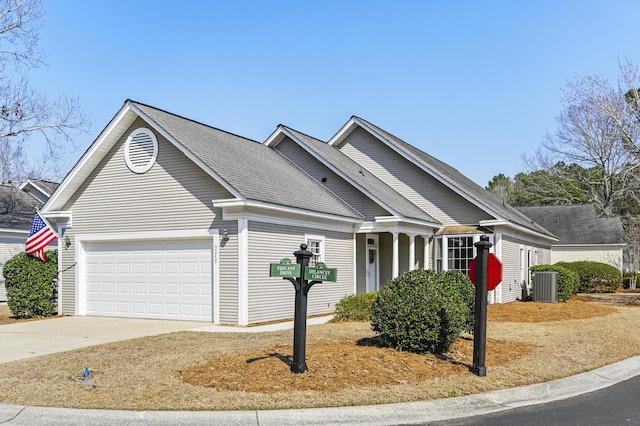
85 239 213 321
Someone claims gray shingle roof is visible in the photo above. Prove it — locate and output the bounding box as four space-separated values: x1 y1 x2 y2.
516 205 624 245
0 185 42 229
354 117 556 238
281 126 440 225
132 102 363 220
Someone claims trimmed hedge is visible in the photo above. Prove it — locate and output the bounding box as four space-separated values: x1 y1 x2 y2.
370 269 474 355
3 251 58 318
332 292 378 322
529 264 578 301
555 261 622 293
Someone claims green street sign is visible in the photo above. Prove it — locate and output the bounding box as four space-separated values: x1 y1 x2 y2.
270 258 301 278
304 262 337 282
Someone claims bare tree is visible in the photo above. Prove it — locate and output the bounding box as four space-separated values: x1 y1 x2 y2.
0 0 89 185
622 216 640 289
525 60 640 217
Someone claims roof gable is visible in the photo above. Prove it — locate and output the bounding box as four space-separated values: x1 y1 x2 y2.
0 184 43 229
268 125 440 226
329 116 556 239
19 179 59 203
44 101 363 220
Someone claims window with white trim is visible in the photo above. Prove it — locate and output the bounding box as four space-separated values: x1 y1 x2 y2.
434 235 476 274
305 234 324 267
448 236 474 274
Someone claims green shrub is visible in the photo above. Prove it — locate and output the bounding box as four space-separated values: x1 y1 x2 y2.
3 251 58 318
529 264 578 301
332 292 378 322
555 261 622 293
370 269 474 355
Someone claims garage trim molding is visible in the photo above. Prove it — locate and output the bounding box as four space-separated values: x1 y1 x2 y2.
74 229 220 322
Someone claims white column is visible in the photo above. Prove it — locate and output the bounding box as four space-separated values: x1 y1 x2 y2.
494 233 503 304
237 218 249 326
423 235 430 270
392 231 399 278
441 235 448 271
408 234 416 270
57 225 65 316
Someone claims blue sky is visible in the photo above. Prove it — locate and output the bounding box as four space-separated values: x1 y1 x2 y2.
28 0 640 187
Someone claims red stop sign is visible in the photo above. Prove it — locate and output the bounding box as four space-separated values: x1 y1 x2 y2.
468 253 503 291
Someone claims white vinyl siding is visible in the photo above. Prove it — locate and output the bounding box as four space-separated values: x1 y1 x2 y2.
247 221 354 325
337 127 492 226
500 238 521 303
275 137 390 220
59 118 237 317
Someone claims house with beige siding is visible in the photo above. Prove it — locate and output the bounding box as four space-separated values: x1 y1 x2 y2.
41 100 557 325
517 205 625 271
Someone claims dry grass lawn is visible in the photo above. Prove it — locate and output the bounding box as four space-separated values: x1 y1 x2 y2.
0 295 638 411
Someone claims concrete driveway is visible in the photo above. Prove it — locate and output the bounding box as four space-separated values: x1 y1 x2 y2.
0 316 211 364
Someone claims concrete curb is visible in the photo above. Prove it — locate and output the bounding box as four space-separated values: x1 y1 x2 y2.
2 355 639 425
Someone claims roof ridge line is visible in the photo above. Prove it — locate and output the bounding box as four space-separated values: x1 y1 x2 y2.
129 100 263 145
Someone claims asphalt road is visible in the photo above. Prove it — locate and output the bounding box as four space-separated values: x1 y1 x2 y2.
429 375 640 426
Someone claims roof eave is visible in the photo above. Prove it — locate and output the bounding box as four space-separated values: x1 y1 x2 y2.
213 198 363 223
480 219 558 242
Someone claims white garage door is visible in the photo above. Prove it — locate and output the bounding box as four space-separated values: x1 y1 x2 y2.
85 239 212 321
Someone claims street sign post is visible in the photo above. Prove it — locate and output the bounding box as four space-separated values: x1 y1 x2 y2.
270 245 338 374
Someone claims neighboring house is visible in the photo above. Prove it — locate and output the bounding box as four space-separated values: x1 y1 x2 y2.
0 179 59 302
517 205 625 270
41 100 557 325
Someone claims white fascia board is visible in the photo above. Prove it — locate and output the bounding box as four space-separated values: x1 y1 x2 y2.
275 126 417 221
213 198 363 224
227 211 358 234
19 179 51 199
43 103 139 212
129 103 244 200
346 117 508 223
0 228 29 235
374 215 440 228
41 210 72 219
41 210 72 228
481 219 558 242
357 219 437 236
263 126 287 147
327 118 360 147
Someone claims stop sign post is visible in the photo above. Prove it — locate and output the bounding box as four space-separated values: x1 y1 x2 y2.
468 235 502 377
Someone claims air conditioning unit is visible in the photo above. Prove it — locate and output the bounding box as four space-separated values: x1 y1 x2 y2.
532 271 558 303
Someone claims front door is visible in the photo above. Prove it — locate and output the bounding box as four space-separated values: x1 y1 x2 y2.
366 234 379 292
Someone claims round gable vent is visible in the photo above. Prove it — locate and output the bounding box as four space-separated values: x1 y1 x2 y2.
125 128 158 173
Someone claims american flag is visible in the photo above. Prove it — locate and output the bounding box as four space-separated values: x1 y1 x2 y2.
25 212 57 262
